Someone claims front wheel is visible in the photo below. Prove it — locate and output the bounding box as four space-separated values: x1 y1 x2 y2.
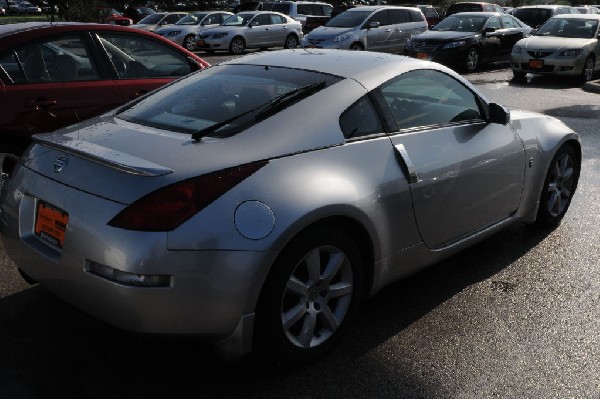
536 145 580 227
580 56 595 84
349 42 364 51
255 227 364 363
183 35 196 51
229 37 246 55
284 34 299 49
464 47 480 73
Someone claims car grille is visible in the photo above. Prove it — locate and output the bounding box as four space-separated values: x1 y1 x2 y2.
527 50 554 59
306 38 325 46
412 41 441 52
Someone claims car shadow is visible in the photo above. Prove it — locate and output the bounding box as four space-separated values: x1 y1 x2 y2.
508 74 587 90
0 224 554 398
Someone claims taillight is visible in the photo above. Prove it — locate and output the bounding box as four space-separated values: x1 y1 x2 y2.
108 160 268 231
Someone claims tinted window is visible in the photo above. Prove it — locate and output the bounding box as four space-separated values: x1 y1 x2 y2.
379 69 483 130
326 10 372 27
96 32 191 78
408 9 424 21
272 3 291 14
513 8 552 27
253 14 271 25
340 96 383 139
2 35 100 84
369 10 390 26
389 8 409 23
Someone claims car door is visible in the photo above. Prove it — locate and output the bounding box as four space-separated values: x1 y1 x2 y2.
269 13 292 45
387 8 411 52
365 9 391 51
499 15 527 55
0 34 121 144
94 31 196 102
378 69 525 249
245 14 273 47
481 15 504 61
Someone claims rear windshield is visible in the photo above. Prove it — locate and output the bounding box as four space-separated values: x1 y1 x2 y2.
117 64 342 138
513 8 552 26
326 10 372 28
447 4 483 14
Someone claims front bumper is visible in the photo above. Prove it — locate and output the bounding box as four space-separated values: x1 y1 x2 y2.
510 53 587 76
405 47 470 69
0 164 277 355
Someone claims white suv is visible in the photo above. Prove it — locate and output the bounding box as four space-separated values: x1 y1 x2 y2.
271 1 333 31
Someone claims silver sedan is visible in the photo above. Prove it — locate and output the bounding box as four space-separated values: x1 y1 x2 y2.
510 14 600 82
195 11 303 54
155 11 234 51
0 50 580 362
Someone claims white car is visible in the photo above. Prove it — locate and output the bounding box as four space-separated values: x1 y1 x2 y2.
130 12 187 32
155 11 234 51
17 1 41 14
196 11 303 54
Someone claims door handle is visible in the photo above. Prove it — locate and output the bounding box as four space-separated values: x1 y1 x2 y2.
26 98 58 110
394 143 419 184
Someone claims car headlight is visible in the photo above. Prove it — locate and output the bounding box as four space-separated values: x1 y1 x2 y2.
212 32 229 39
559 49 583 57
442 41 466 49
512 45 521 53
167 31 182 36
333 34 350 42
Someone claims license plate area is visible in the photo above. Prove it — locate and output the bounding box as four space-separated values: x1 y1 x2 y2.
528 59 544 69
35 201 68 248
417 52 428 60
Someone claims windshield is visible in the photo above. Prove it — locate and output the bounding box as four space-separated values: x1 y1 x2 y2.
432 15 487 32
138 13 165 24
117 64 342 138
325 10 371 28
177 13 207 25
513 9 552 27
535 18 598 38
222 13 255 26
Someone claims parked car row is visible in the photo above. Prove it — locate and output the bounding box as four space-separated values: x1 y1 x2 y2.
1 0 41 15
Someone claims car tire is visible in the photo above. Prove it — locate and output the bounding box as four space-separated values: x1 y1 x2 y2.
580 56 595 84
536 145 580 228
349 42 364 51
183 35 196 51
464 47 480 73
254 227 364 363
512 70 526 80
229 36 246 55
284 34 299 49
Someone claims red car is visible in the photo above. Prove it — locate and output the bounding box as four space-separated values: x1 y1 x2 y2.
98 8 134 26
0 22 209 157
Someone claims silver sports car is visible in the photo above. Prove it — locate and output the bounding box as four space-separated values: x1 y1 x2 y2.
0 50 580 361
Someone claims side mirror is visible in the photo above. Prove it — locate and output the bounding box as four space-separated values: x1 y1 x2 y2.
489 103 509 125
368 21 380 29
250 21 259 27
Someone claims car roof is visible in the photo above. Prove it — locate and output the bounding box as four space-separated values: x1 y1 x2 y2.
515 5 572 9
0 22 137 39
347 5 421 11
222 49 472 93
550 13 600 20
447 11 501 17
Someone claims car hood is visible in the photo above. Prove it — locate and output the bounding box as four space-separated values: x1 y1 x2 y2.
414 30 478 41
20 79 361 204
156 25 196 34
516 35 596 50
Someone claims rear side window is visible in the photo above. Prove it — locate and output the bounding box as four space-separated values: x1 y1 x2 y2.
340 95 383 139
369 10 390 26
408 9 424 22
389 9 409 23
0 34 100 84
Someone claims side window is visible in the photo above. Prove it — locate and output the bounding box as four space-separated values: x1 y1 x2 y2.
501 15 518 28
484 16 501 29
5 35 100 84
323 4 333 17
96 32 191 78
165 14 181 24
252 14 271 25
297 4 309 15
389 9 409 24
408 9 424 22
339 95 383 139
379 69 483 130
271 14 285 24
369 10 390 26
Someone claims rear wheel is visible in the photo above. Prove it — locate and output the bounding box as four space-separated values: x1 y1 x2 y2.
229 37 246 55
255 227 364 363
464 47 480 72
284 34 299 49
183 35 196 51
536 145 580 227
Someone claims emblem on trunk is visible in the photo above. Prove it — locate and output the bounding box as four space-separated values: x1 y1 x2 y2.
54 155 68 173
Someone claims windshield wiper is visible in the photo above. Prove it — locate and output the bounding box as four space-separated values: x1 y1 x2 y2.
254 81 326 122
191 81 327 142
